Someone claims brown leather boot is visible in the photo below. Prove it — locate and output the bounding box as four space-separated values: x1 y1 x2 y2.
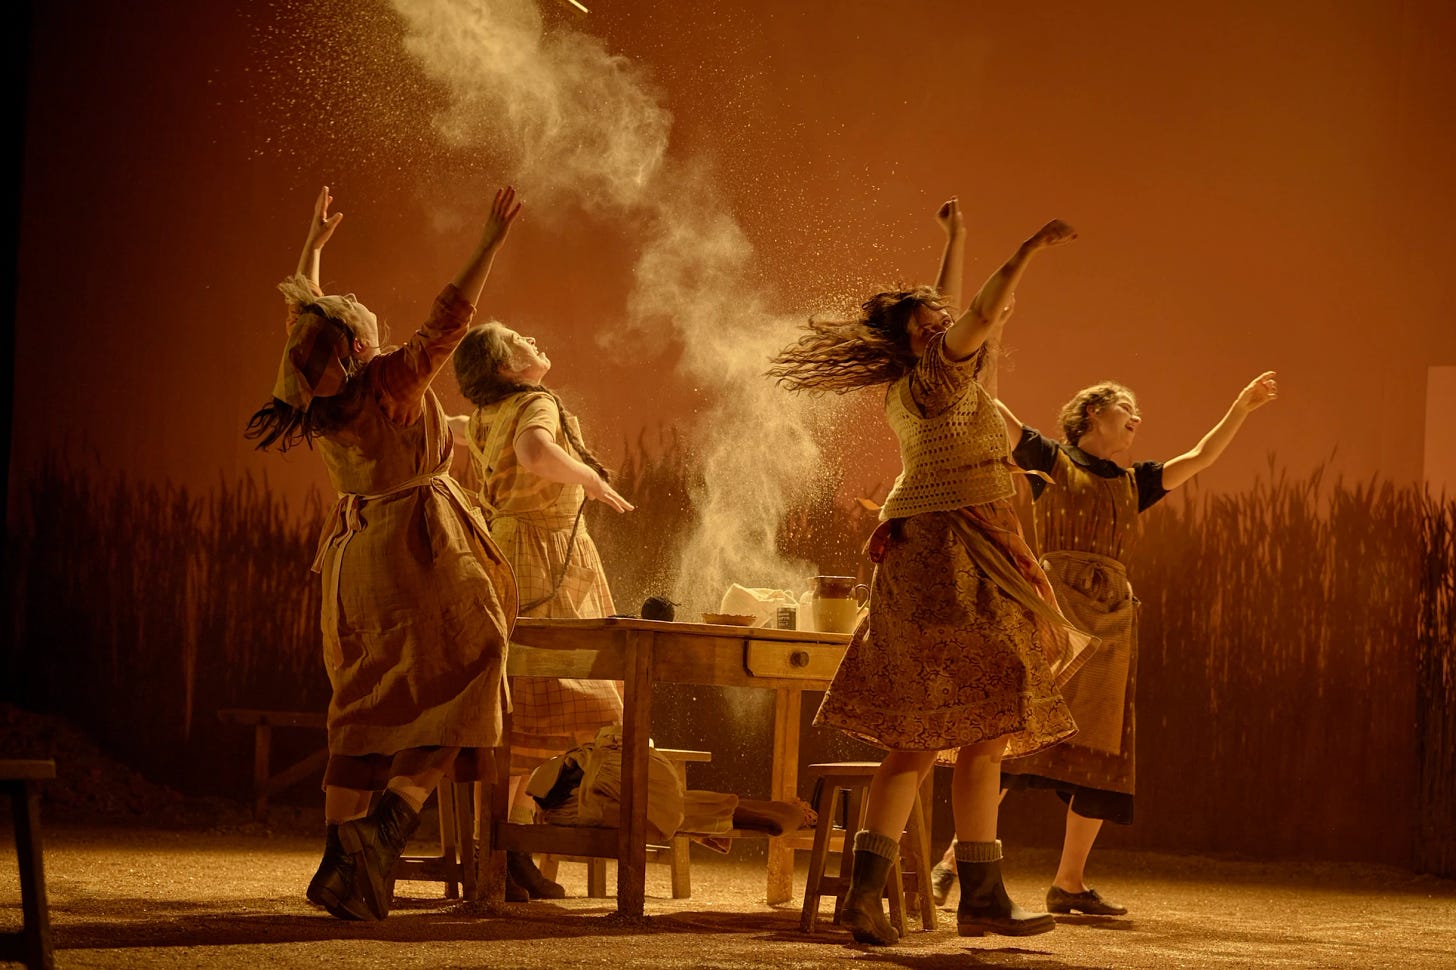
840 830 899 945
507 851 566 899
955 840 1055 937
337 790 421 920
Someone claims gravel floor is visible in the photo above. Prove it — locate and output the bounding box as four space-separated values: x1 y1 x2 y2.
3 822 1454 969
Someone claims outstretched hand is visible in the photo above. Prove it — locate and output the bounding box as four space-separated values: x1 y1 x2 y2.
586 474 635 513
936 196 965 238
1028 219 1077 249
480 185 523 251
1235 371 1279 412
305 186 343 252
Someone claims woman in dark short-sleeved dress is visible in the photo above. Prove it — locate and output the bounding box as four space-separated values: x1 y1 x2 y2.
930 372 1279 917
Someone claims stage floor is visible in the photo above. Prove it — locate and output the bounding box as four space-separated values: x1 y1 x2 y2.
3 822 1453 969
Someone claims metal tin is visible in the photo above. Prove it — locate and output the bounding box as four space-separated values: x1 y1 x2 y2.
775 606 798 630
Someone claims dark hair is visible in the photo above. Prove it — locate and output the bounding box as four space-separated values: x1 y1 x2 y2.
454 324 610 481
245 314 365 453
768 285 979 393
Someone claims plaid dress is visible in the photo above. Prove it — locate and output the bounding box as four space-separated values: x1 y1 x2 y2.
309 286 516 782
466 391 622 762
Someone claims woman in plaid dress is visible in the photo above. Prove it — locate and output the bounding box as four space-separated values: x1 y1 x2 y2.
246 185 521 921
452 322 633 898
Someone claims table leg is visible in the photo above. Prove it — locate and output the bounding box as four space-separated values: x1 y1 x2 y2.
252 723 271 821
617 630 653 917
766 687 803 905
479 709 512 905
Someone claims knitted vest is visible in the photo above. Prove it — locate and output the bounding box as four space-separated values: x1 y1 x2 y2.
878 377 1014 520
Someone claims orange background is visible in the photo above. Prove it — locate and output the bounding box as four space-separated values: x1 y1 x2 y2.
12 0 1456 505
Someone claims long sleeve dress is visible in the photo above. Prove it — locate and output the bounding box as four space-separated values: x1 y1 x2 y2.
999 426 1167 823
307 285 518 788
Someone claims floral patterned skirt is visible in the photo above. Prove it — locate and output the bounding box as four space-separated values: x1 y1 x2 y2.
814 501 1079 761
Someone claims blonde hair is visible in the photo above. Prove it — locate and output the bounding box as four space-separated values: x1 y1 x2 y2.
1057 381 1136 445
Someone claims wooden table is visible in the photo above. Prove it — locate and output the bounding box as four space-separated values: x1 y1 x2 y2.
487 617 850 916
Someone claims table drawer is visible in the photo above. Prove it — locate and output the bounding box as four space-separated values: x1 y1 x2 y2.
744 639 843 681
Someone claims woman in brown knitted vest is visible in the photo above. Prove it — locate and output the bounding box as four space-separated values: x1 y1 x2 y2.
770 199 1086 944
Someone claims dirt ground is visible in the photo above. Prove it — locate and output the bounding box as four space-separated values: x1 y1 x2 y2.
3 818 1454 970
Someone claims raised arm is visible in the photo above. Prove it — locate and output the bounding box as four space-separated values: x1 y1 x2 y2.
515 428 634 513
453 186 522 305
943 219 1076 361
296 186 343 287
934 197 965 311
1161 371 1279 490
373 187 524 423
995 397 1023 453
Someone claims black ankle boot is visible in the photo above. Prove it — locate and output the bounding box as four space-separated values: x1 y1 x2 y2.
306 824 371 920
955 841 1055 937
841 830 899 945
507 851 566 899
338 790 421 920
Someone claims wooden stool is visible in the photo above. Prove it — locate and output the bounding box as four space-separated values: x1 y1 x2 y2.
1 759 56 970
394 778 477 899
537 748 712 899
798 761 935 937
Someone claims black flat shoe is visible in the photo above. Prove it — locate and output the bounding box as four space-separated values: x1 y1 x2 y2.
507 851 566 900
1046 885 1128 916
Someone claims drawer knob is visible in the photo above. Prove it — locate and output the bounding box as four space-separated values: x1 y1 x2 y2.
789 650 810 668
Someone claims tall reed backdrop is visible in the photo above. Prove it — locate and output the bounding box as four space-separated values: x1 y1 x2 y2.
5 443 1453 875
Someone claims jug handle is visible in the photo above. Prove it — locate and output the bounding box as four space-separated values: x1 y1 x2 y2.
853 583 870 607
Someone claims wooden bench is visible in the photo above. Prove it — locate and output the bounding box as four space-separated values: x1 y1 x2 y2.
1 759 56 970
217 709 327 820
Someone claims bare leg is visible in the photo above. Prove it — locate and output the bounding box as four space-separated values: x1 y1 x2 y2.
950 739 1053 936
1052 807 1102 893
385 745 460 812
863 749 938 838
950 739 1005 841
323 786 373 823
843 748 937 946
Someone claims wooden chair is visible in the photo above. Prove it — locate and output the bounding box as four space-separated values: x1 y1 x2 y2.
393 777 478 900
1 759 56 970
537 748 712 899
798 761 935 937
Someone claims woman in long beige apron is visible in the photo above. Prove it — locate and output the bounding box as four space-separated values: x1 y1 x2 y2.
246 185 522 921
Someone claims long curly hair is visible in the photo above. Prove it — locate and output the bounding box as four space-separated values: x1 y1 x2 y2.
453 323 610 482
1057 381 1137 445
768 285 960 393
